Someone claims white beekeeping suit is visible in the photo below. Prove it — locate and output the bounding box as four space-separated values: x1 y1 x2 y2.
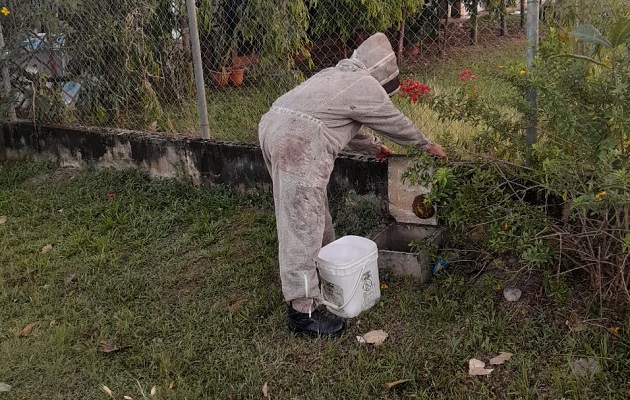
259 32 435 319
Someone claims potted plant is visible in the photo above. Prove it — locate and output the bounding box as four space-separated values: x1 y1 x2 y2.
199 0 240 87
207 27 234 87
229 62 245 86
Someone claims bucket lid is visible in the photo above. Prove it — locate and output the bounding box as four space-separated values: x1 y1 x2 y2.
317 235 377 268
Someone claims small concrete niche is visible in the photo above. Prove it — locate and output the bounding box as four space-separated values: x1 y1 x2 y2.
371 223 442 283
372 156 442 282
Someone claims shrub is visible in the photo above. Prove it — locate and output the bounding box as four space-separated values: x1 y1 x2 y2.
399 4 629 302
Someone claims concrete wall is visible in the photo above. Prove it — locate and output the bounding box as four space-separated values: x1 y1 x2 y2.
1 122 387 198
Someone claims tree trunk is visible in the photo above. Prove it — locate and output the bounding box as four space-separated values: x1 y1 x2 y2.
470 1 478 45
180 15 194 82
441 1 450 55
500 5 507 36
398 9 406 63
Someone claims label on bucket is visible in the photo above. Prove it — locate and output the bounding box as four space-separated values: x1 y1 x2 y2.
361 270 377 309
322 279 344 308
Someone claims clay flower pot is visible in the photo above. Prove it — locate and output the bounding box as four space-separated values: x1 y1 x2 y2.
229 67 245 86
210 69 230 88
404 42 420 57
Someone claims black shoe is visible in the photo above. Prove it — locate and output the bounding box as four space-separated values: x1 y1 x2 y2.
287 304 345 338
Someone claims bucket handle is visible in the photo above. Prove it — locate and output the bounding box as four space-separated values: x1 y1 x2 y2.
320 260 370 312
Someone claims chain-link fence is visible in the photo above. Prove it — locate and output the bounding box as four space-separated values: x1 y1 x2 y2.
0 1 609 144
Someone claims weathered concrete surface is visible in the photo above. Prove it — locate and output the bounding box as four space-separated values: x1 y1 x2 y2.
1 122 448 280
1 122 387 197
387 155 437 225
370 222 442 282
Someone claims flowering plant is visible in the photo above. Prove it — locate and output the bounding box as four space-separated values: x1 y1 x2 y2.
399 79 431 103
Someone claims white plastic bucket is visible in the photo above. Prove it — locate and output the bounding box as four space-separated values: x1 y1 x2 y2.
316 235 381 318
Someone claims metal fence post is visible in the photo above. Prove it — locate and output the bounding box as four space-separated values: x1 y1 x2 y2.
185 0 210 139
525 0 539 154
0 20 16 122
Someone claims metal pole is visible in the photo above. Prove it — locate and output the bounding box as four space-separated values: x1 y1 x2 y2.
525 0 539 155
0 20 16 122
185 0 210 139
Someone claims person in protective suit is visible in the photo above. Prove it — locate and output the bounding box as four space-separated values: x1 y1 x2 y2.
258 32 446 338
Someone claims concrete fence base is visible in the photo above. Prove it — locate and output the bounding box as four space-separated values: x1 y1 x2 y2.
1 122 387 198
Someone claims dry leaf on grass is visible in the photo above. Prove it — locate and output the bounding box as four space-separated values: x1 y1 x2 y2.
228 298 248 313
123 396 133 400
262 382 269 398
468 358 493 376
490 352 513 365
150 386 157 396
566 310 587 333
0 383 11 392
357 329 389 345
168 380 174 390
41 244 53 254
0 216 7 225
384 379 409 390
101 385 115 399
20 322 38 337
98 338 120 353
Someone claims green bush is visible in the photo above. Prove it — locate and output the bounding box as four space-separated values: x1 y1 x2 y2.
399 1 629 302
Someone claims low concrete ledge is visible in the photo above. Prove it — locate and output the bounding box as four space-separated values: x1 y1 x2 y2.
1 122 387 198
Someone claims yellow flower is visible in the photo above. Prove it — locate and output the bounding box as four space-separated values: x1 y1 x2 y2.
380 283 388 290
594 191 606 201
1 7 9 16
519 70 526 76
609 326 620 334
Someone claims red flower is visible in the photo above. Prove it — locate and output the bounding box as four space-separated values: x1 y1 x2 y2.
106 193 116 199
399 79 431 103
459 70 477 82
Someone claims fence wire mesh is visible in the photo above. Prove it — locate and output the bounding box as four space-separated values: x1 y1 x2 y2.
0 1 615 145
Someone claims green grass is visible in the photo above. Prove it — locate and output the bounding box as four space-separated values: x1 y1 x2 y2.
1 160 629 399
162 72 301 142
394 38 527 150
160 28 526 145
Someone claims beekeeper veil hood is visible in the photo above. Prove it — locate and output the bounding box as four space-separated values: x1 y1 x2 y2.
351 32 400 96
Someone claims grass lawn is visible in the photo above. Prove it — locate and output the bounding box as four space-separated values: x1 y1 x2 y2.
161 15 528 144
1 160 629 399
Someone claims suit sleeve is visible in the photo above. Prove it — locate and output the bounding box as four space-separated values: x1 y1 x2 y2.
344 128 382 155
351 79 434 150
